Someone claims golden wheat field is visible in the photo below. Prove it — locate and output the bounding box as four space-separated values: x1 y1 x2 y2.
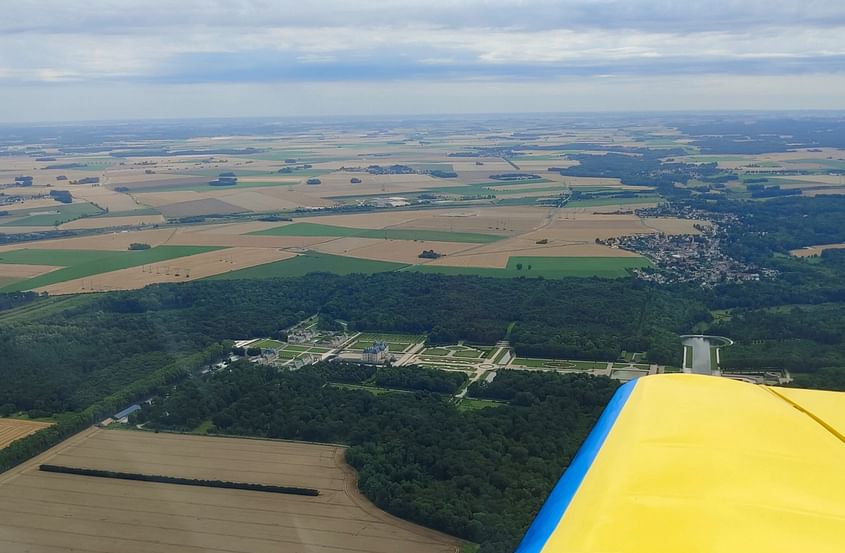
0 419 51 450
0 429 461 553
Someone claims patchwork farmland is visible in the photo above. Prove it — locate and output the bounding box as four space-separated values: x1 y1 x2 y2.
4 118 835 293
0 429 461 553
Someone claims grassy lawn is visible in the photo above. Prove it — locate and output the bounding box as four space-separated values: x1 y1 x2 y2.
491 348 509 364
457 399 504 412
308 346 331 353
512 357 605 370
208 252 408 280
417 362 474 371
0 295 95 325
418 357 476 365
100 207 161 217
422 347 451 356
330 383 409 396
569 360 611 370
252 339 286 349
249 222 503 243
0 202 104 226
192 419 214 434
349 339 412 351
356 332 425 343
453 349 484 358
514 357 571 368
408 255 651 279
0 245 221 292
282 344 311 352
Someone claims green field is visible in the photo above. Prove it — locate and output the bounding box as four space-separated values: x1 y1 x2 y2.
330 383 409 396
0 245 221 292
457 398 504 412
208 252 408 280
355 332 425 343
0 295 95 325
252 339 286 349
250 222 503 243
422 347 450 356
565 194 661 208
683 155 751 163
453 349 485 358
153 180 301 193
418 358 477 367
421 345 488 358
514 357 576 369
408 256 651 279
350 339 413 351
0 202 104 227
491 348 510 364
348 332 424 352
100 207 161 217
283 344 311 352
512 357 608 370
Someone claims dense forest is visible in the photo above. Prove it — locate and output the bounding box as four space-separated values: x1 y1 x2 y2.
133 364 619 553
374 365 468 394
690 195 845 262
559 148 722 193
0 272 705 417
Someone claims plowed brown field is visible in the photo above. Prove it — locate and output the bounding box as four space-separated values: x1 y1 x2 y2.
0 429 460 553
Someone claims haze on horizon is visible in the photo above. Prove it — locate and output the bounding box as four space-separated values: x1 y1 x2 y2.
1 0 844 123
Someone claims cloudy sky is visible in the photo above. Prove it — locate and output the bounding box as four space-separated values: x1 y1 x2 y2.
1 0 844 121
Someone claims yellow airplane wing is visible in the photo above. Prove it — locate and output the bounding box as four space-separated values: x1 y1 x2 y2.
515 374 845 553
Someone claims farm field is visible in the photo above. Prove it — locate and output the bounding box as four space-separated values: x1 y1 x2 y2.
34 247 293 295
0 246 221 293
209 251 408 280
251 222 504 243
0 419 51 449
790 242 845 258
0 429 460 553
0 202 104 227
408 256 651 278
2 118 823 293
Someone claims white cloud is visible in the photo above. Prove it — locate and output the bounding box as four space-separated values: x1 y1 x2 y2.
0 1 843 118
